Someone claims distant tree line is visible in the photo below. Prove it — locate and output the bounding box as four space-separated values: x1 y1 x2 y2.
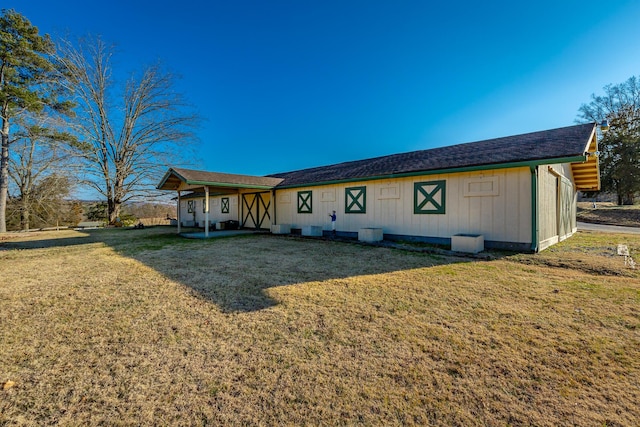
0 9 196 232
84 201 175 225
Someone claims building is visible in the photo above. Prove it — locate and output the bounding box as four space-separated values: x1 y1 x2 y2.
157 123 600 252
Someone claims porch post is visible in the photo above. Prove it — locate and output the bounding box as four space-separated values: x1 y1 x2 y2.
270 189 276 228
177 190 181 234
205 186 210 237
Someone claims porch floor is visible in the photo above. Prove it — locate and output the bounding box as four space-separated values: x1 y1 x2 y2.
180 229 265 239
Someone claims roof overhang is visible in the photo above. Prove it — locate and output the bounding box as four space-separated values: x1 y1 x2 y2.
157 168 284 193
570 127 601 192
273 155 595 189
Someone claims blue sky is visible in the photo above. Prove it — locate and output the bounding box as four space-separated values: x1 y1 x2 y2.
7 1 640 177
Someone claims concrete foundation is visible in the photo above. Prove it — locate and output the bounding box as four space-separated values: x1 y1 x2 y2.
358 227 384 243
271 224 291 234
302 225 323 237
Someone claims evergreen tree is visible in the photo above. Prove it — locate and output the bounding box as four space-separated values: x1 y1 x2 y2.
578 76 640 205
0 9 72 232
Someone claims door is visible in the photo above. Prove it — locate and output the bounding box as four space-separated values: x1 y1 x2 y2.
242 192 272 230
558 177 573 240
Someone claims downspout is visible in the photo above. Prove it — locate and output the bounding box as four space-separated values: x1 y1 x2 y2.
530 166 539 253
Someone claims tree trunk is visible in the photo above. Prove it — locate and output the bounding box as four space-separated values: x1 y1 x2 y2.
108 176 125 225
108 199 121 225
0 113 9 233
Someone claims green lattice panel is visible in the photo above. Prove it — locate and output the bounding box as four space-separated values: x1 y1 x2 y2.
414 180 446 214
297 191 312 214
345 186 366 214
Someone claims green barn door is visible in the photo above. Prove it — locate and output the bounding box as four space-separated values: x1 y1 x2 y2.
242 192 272 230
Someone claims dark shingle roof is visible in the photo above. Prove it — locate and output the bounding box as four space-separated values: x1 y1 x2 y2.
172 168 283 187
268 123 596 187
157 167 283 190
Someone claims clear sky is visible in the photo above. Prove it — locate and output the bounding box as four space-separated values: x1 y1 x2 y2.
6 0 640 177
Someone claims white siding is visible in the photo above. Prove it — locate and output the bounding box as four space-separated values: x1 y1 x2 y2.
274 167 532 245
538 163 577 251
178 194 238 227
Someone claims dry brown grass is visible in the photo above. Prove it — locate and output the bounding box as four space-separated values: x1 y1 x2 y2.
1 227 639 426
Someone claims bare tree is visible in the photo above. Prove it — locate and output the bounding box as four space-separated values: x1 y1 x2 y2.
6 173 74 230
57 36 197 224
8 112 77 230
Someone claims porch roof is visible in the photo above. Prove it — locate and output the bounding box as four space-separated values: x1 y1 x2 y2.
157 167 283 192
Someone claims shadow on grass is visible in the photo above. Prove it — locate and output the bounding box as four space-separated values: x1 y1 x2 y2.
2 226 493 313
0 232 98 250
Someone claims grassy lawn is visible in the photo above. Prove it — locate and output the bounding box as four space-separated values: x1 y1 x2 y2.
1 227 639 426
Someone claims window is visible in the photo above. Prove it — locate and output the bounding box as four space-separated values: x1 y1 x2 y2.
345 186 366 214
297 191 312 213
202 199 207 213
414 180 446 214
221 197 230 214
187 200 195 213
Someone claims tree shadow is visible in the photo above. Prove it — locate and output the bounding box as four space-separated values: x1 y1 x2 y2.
116 230 495 313
1 227 500 313
0 231 98 250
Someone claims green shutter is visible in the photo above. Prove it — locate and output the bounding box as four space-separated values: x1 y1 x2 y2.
297 191 312 214
345 186 366 214
414 180 446 214
221 197 230 214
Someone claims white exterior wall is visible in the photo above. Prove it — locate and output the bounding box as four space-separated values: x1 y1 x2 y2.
538 163 577 251
179 195 238 227
275 167 533 245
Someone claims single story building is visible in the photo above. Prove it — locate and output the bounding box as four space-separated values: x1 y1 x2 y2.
157 123 600 252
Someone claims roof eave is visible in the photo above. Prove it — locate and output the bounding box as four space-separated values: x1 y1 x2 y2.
275 155 588 189
156 168 181 190
157 168 283 191
185 180 278 190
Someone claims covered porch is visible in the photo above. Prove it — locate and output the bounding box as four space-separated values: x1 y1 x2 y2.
157 167 283 237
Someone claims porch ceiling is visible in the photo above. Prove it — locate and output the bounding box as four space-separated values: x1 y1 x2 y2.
571 133 600 192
